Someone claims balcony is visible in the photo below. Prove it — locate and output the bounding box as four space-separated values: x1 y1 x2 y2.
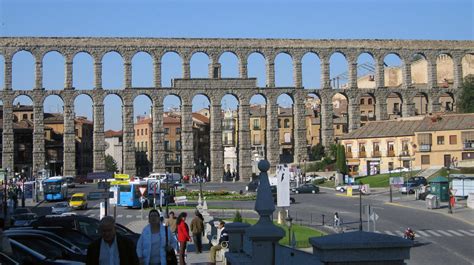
464 142 474 150
399 150 410 156
359 151 367 158
419 144 431 152
388 150 395 157
372 151 381 157
345 152 353 158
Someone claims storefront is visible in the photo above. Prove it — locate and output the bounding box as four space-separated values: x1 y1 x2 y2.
367 160 381 176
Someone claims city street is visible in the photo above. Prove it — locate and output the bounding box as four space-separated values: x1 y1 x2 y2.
30 182 474 265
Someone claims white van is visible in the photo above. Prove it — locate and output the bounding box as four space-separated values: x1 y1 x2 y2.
144 173 167 182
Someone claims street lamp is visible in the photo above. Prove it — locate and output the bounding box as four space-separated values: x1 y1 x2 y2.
21 169 25 208
285 213 293 247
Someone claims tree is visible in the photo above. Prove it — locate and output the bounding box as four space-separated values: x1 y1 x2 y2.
105 154 118 173
459 75 474 113
309 143 325 161
335 144 348 175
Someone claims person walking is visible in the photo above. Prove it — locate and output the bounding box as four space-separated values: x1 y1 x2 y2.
209 221 228 265
190 210 204 253
165 211 178 251
334 212 340 229
176 212 191 265
86 216 139 265
136 210 176 265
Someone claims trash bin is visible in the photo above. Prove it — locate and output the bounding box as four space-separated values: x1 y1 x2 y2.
426 194 440 209
428 176 450 202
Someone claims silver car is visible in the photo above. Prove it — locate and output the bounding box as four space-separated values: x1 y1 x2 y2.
51 202 72 215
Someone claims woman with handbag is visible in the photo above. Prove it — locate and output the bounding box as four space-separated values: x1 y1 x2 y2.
176 212 192 265
136 210 176 265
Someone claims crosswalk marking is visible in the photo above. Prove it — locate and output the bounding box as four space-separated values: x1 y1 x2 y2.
458 230 474 236
416 230 430 237
447 230 464 236
136 215 141 218
436 230 453 237
126 215 132 218
426 230 442 237
117 214 123 218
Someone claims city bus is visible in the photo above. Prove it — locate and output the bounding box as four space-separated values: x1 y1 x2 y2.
118 180 148 208
43 176 68 201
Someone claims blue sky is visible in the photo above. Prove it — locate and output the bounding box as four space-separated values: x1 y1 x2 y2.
1 0 473 130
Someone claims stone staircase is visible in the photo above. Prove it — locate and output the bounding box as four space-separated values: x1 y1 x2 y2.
418 167 441 178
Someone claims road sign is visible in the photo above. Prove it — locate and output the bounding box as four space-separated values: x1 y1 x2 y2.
111 180 129 185
147 180 160 195
389 177 404 185
140 196 146 204
98 181 111 189
370 212 379 221
87 172 113 180
139 187 147 196
114 174 130 180
88 192 114 200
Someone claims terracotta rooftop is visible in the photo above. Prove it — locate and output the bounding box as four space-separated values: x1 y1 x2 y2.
105 130 123 138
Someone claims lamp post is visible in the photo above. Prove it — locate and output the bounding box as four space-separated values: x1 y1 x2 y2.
3 168 9 219
285 213 293 247
21 169 25 208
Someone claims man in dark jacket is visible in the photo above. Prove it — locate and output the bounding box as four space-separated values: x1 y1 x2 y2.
209 220 229 265
86 216 139 265
190 210 205 253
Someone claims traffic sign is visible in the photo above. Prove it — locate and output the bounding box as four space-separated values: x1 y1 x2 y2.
114 174 130 180
98 181 110 189
88 192 114 200
111 180 129 185
370 212 379 221
139 187 147 196
140 196 146 204
147 180 160 195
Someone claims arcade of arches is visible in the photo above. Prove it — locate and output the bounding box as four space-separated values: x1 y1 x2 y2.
0 37 473 181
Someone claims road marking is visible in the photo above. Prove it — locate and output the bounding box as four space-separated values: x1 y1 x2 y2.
458 230 474 236
126 215 132 218
117 214 123 218
447 230 464 236
384 231 396 236
436 230 453 237
136 215 141 218
426 230 442 237
416 230 430 237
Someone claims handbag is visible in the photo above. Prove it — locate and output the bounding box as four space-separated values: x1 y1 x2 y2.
165 225 178 265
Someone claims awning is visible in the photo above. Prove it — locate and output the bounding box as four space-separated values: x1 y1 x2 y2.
347 159 360 165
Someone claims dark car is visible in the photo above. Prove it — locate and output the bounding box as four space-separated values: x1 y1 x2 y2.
407 176 427 187
9 238 84 265
246 179 259 192
5 230 86 262
293 184 320 194
400 182 419 194
11 208 38 227
31 214 139 244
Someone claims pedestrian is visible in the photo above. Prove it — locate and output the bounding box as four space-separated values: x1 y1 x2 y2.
176 212 191 265
209 221 228 265
333 212 340 228
136 209 176 265
86 216 139 265
190 210 205 253
0 218 13 256
165 211 178 251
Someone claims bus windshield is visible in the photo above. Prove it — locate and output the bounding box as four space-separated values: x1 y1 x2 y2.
44 182 61 193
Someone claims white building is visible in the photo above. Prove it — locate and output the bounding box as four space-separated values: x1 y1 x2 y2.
105 130 123 173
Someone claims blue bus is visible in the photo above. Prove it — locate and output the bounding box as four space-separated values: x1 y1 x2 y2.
43 176 68 201
118 181 148 208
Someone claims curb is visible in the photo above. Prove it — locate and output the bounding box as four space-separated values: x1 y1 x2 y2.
384 201 474 226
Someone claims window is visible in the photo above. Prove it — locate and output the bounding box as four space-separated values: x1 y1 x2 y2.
388 162 394 171
393 103 400 113
402 140 409 151
421 155 430 165
449 135 457 145
368 98 373 105
165 154 170 163
359 143 366 152
373 142 380 151
336 125 340 129
176 127 181 134
253 119 260 130
284 133 291 143
346 144 352 153
284 119 290 128
360 98 365 105
30 114 34 120
136 129 139 136
437 136 445 145
164 128 169 134
145 129 148 135
176 154 181 163
22 114 28 120
278 119 282 128
141 129 144 135
164 141 170 151
176 141 181 151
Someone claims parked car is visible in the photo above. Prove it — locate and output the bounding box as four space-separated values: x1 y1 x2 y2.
246 179 259 192
0 252 19 265
270 186 296 204
69 193 88 210
407 176 427 187
65 176 75 188
335 184 360 193
293 184 320 194
31 214 139 244
304 175 325 183
51 202 72 215
399 182 419 194
11 208 38 227
9 238 84 265
5 230 86 262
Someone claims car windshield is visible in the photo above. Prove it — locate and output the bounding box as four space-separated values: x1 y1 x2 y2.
55 202 69 207
14 208 29 214
71 196 84 201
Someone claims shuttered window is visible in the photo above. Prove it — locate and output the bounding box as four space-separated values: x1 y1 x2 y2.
418 133 432 145
461 131 474 142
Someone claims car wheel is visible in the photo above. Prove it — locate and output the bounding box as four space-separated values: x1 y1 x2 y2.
340 188 345 193
312 190 315 194
290 198 295 204
295 190 299 194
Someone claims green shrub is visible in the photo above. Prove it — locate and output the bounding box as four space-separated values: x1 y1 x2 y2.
460 167 474 174
233 211 243 223
312 179 325 185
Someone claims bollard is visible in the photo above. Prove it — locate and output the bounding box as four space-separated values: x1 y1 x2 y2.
322 214 325 226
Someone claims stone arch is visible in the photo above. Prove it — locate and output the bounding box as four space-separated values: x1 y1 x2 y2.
218 51 239 78
301 52 321 89
461 53 474 78
42 51 66 90
383 53 403 87
133 94 153 177
73 52 94 90
0 54 4 90
329 52 348 89
11 95 34 175
191 93 211 172
12 50 35 90
305 92 322 156
132 51 154 88
247 51 266 87
276 93 294 163
102 51 124 89
386 92 403 119
413 92 429 115
410 52 428 86
359 92 376 124
356 52 376 88
439 92 455 112
274 52 293 87
161 51 183 87
332 92 349 134
74 94 94 176
43 94 65 176
190 52 210 78
249 93 267 170
221 93 240 179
